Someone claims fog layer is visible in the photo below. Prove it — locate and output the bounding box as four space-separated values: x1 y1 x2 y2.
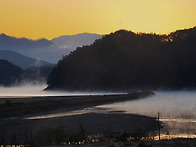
0 84 124 98
99 91 196 119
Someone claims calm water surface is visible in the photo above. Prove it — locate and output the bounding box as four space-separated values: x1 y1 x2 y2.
98 91 196 138
1 85 195 139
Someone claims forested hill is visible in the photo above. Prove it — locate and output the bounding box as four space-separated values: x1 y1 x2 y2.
47 27 196 90
0 59 23 86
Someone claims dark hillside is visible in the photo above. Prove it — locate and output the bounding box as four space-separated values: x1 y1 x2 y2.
21 65 55 83
0 59 23 86
47 27 196 90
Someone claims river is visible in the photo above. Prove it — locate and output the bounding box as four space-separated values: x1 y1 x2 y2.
1 85 195 139
98 91 196 139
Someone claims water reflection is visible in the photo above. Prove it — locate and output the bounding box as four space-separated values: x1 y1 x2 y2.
25 107 113 120
3 89 195 139
97 91 196 139
98 91 196 119
160 118 196 123
154 134 196 140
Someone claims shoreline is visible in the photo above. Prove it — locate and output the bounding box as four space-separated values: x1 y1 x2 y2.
0 91 159 145
1 91 195 146
0 112 159 145
0 91 154 119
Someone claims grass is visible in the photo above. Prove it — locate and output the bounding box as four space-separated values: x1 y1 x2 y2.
0 125 158 146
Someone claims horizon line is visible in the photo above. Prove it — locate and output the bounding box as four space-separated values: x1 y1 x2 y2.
1 26 195 41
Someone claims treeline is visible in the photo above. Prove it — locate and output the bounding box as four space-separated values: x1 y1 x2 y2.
47 27 196 90
0 59 54 86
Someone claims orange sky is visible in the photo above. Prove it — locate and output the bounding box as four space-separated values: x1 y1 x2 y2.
0 0 196 40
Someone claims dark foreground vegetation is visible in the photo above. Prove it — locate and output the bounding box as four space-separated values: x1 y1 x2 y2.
47 27 196 90
0 126 157 146
0 120 195 147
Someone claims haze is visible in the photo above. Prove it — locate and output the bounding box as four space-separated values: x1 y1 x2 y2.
0 84 124 98
100 91 196 119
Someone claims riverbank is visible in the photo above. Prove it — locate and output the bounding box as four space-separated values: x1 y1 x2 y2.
0 91 159 145
0 112 159 145
0 91 154 119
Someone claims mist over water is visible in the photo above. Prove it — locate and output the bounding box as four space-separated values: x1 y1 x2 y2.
1 85 195 137
98 91 196 137
99 91 196 119
0 84 50 97
0 84 124 98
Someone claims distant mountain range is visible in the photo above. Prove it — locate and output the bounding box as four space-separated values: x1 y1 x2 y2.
51 33 103 49
0 50 50 69
0 33 102 85
0 33 103 64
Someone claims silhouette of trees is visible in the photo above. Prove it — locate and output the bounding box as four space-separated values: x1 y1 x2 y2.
47 27 196 90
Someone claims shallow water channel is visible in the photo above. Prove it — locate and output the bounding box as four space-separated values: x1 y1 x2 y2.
1 86 195 139
25 91 196 139
98 91 196 139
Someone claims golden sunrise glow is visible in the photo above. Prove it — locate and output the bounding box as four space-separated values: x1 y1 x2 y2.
0 0 196 39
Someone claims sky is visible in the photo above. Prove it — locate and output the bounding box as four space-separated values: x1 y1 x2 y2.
0 0 196 40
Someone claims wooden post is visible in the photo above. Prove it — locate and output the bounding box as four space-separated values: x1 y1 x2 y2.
158 112 161 140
